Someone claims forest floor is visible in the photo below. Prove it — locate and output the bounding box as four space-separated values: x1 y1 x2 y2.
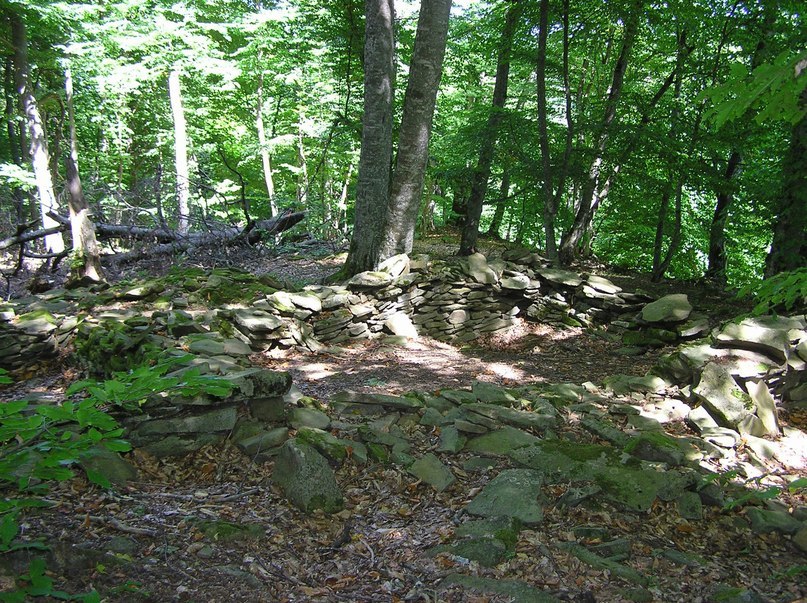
1 232 805 603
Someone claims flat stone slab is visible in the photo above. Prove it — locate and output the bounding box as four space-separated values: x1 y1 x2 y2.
408 453 455 492
466 468 544 525
641 293 692 323
536 268 584 288
715 318 791 363
693 362 751 428
332 390 422 410
465 426 542 456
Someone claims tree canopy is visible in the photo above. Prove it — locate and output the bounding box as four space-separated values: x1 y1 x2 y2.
1 0 804 284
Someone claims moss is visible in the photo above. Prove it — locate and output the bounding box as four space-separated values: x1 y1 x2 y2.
623 431 680 454
17 309 57 323
538 439 611 463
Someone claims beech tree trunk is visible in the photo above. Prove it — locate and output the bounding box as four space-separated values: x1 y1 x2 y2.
486 167 510 238
381 0 452 258
64 67 104 283
459 0 520 256
256 73 277 217
705 150 741 284
168 68 190 235
765 86 807 277
343 0 395 275
558 0 642 265
10 11 65 254
536 0 556 261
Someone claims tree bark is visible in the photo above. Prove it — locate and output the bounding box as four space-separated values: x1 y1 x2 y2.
535 0 556 261
558 0 642 265
256 73 277 217
10 11 65 254
64 67 104 283
343 0 395 275
765 86 807 277
704 150 741 284
486 166 510 238
381 0 452 258
168 68 190 235
459 0 520 256
4 56 25 223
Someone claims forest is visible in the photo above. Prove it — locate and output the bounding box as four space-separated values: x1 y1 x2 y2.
0 0 806 601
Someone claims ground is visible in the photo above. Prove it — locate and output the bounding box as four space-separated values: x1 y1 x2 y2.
1 233 804 603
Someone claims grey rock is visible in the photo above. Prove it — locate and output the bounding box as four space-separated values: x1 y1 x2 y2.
378 253 410 277
715 317 792 362
233 309 282 332
793 526 807 553
237 427 290 456
408 453 455 492
438 426 466 453
466 469 545 525
641 294 692 323
384 312 418 339
745 507 802 535
332 390 422 410
272 440 343 513
693 362 751 427
746 380 780 436
289 407 331 430
348 271 393 288
79 446 138 486
466 426 542 456
536 268 584 288
676 491 703 520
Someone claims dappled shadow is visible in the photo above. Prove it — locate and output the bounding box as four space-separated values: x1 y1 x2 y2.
259 319 669 401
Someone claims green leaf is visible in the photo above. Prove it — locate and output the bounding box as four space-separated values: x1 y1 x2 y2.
0 514 19 547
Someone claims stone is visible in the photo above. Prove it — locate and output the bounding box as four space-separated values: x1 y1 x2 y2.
676 491 703 520
384 312 418 339
378 253 410 277
135 406 237 437
431 537 508 567
641 294 692 323
79 446 138 486
332 390 422 410
793 526 807 553
467 403 557 431
265 291 297 314
693 362 751 427
746 380 780 436
250 396 287 422
295 427 350 462
561 543 649 586
537 268 584 288
687 405 719 433
745 507 802 535
272 440 343 513
440 573 560 603
466 469 545 525
348 271 393 288
604 374 667 395
472 381 518 406
676 316 710 339
232 309 282 332
465 427 541 456
462 253 498 284
500 274 530 290
236 428 290 456
287 291 322 312
715 317 791 362
289 407 331 430
585 275 622 295
408 453 455 492
438 426 467 453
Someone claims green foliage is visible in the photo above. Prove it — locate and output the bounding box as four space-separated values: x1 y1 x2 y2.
702 51 807 129
736 268 807 315
73 319 160 377
0 361 234 599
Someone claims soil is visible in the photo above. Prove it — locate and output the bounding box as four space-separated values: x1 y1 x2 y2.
2 234 804 603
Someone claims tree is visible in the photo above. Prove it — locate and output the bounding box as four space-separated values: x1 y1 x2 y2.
343 0 395 275
168 68 190 236
381 0 453 258
64 66 104 283
459 0 521 256
9 8 65 255
557 0 643 265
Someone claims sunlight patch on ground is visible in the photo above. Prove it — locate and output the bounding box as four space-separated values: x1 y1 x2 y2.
486 361 526 381
298 362 338 380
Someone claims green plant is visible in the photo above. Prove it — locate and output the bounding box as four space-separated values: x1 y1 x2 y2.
0 361 234 599
736 268 807 315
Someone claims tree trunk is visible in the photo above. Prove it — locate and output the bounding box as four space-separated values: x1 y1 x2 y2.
486 166 510 237
535 0 557 261
381 0 452 258
4 57 25 223
459 0 520 255
765 87 807 277
256 73 277 217
64 67 104 283
558 0 642 265
705 150 741 284
168 68 190 235
343 0 395 275
10 11 65 254
651 28 687 282
296 112 309 206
